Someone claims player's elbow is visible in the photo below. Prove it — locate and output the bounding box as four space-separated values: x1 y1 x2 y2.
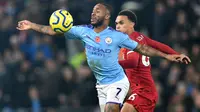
135 44 149 55
49 31 57 36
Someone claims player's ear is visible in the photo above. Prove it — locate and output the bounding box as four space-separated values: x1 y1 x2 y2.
130 22 135 28
105 14 110 20
132 22 135 27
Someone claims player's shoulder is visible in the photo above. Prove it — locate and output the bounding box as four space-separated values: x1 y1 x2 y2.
107 27 129 36
132 31 148 42
74 24 94 29
71 24 94 34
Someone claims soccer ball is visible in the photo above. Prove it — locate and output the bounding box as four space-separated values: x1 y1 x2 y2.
49 9 73 33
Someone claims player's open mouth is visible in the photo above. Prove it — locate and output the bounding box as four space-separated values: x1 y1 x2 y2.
91 19 95 22
91 17 96 22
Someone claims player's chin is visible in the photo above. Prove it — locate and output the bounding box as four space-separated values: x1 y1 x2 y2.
91 21 97 25
117 29 125 33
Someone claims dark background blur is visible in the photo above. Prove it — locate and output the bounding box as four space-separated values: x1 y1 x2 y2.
0 0 200 112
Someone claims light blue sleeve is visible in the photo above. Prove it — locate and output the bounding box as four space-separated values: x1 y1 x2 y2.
64 26 85 40
119 33 138 50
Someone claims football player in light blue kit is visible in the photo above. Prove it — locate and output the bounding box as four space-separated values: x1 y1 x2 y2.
65 24 138 84
17 3 182 112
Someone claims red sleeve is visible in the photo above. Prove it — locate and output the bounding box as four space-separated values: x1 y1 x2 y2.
119 60 137 68
119 51 139 69
144 36 179 54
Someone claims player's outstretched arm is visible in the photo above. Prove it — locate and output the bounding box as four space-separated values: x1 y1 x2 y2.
16 20 57 36
134 44 190 63
145 36 178 54
135 44 166 58
145 37 191 64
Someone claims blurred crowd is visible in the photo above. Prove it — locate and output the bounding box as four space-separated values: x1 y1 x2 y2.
0 0 199 112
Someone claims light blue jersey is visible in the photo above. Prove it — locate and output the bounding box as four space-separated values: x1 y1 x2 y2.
64 25 138 84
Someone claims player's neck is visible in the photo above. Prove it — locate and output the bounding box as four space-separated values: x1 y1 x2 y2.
94 24 108 33
127 29 135 35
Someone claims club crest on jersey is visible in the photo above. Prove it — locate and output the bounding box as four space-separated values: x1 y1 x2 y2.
105 37 112 44
95 36 100 43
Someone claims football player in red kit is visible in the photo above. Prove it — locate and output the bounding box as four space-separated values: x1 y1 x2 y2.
116 10 191 112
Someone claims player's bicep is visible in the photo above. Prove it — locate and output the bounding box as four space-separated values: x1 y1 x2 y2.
145 36 164 49
64 26 84 40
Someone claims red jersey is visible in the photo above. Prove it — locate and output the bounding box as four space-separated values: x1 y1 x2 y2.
119 31 178 100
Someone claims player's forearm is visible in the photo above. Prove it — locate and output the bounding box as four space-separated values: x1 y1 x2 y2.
135 44 168 58
31 23 57 35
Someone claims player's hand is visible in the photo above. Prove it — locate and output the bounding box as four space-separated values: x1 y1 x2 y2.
16 20 32 30
165 54 183 63
176 54 191 64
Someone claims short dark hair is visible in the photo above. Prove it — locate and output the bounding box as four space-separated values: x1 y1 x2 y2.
99 3 113 15
118 10 137 25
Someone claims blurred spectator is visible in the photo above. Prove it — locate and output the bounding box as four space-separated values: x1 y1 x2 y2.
33 59 61 109
11 60 32 108
193 92 200 112
76 63 98 107
59 66 77 106
20 35 53 61
29 86 41 112
153 1 167 42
